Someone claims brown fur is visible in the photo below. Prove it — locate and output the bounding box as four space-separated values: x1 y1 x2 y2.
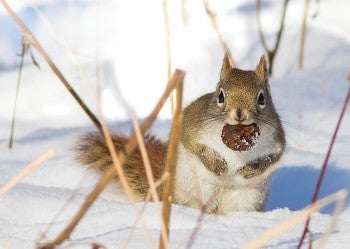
75 132 167 200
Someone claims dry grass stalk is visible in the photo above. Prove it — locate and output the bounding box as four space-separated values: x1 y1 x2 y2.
299 0 311 69
123 172 170 249
242 189 348 249
203 0 236 67
297 86 350 248
40 70 185 249
8 34 41 149
314 188 346 249
162 0 175 114
181 0 189 24
100 121 156 249
131 113 161 202
131 114 169 246
256 0 290 75
182 191 219 249
162 0 172 81
0 149 54 197
159 76 184 249
0 0 102 131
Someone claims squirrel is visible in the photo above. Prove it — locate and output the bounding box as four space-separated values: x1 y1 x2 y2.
75 54 286 214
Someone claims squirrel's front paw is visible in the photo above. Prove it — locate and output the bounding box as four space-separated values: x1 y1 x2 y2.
237 165 261 179
212 157 228 176
195 145 228 176
200 153 228 176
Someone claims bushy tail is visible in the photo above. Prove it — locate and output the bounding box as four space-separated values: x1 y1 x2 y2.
75 131 167 199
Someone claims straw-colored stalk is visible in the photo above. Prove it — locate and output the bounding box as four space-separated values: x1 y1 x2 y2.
256 0 290 75
39 70 185 249
242 189 347 249
203 0 235 67
123 173 170 249
131 114 169 246
159 77 184 249
100 121 156 249
162 0 176 115
0 149 54 197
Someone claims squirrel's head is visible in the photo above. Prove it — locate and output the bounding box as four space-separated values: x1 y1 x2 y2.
209 53 275 126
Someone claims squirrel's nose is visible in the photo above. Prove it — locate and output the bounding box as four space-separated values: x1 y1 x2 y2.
234 108 247 122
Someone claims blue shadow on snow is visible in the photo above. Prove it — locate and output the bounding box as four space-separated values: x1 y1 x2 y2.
266 165 350 214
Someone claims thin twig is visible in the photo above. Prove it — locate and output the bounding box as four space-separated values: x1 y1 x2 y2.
95 0 102 105
314 186 345 249
159 75 184 249
162 0 175 115
131 114 169 246
181 0 188 25
123 173 170 249
100 121 156 249
299 0 311 69
9 38 26 149
131 113 161 202
162 0 172 81
39 70 185 249
256 0 290 75
242 189 347 249
203 0 236 67
0 149 54 197
0 0 102 131
297 87 350 249
183 191 219 249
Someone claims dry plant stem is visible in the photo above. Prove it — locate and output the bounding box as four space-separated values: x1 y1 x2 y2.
0 0 102 131
95 0 102 104
162 0 172 81
299 0 310 69
183 192 218 249
242 189 348 249
162 0 175 114
101 121 156 249
159 78 184 249
181 0 188 24
0 149 54 196
203 0 236 67
40 70 185 249
123 173 170 249
314 187 346 249
256 0 290 75
8 45 25 149
297 87 350 249
131 114 169 246
131 113 160 202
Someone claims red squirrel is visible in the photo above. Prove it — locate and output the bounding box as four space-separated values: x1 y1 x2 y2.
75 54 285 214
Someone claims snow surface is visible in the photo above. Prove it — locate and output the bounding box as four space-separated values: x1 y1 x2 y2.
0 0 349 248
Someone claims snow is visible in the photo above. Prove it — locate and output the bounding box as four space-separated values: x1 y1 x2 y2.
0 0 349 248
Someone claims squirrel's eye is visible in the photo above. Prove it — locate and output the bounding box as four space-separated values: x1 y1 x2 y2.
217 89 225 106
257 90 266 109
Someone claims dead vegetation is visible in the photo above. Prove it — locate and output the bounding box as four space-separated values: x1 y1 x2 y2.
0 0 349 248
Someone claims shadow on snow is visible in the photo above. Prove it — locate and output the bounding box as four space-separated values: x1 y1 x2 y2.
266 165 350 214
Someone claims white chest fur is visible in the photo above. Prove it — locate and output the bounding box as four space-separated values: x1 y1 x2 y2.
173 123 281 213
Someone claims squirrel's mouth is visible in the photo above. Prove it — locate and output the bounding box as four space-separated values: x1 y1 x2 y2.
225 118 255 126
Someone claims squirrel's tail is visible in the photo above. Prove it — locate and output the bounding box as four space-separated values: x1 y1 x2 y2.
75 131 167 200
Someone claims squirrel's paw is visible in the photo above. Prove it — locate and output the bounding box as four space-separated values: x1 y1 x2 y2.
237 165 261 179
213 157 228 176
200 154 228 176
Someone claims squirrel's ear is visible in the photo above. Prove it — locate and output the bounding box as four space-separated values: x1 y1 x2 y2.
220 53 232 80
255 55 269 82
